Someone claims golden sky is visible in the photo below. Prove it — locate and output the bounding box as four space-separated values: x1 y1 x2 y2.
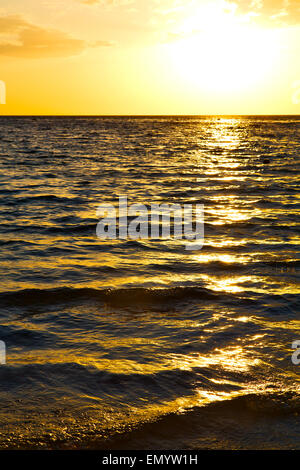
0 0 299 115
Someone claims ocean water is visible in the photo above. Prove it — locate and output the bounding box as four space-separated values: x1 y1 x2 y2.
0 115 299 449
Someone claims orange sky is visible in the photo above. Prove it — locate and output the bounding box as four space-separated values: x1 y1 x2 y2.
0 0 299 115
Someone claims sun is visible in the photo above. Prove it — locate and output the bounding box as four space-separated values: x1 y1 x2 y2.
162 6 282 97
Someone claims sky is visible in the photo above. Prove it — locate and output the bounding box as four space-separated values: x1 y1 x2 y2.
0 0 299 115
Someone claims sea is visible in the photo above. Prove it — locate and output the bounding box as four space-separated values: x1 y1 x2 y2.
0 115 299 449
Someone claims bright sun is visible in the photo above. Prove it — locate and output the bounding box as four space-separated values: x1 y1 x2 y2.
162 5 281 96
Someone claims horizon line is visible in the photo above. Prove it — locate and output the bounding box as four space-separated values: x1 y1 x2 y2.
0 114 300 118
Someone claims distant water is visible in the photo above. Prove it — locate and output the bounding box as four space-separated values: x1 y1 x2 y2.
0 116 299 449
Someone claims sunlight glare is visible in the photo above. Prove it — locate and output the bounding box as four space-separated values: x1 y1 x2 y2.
164 6 281 96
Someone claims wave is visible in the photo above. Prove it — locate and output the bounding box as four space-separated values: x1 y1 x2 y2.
2 283 298 310
47 223 97 234
15 194 84 204
146 260 300 274
0 285 236 309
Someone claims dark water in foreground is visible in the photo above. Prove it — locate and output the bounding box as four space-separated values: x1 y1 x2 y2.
0 116 299 449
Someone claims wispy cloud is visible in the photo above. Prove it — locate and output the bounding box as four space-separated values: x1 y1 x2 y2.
0 15 113 58
77 0 300 24
233 0 300 25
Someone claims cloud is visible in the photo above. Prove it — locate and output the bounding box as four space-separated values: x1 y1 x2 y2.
0 15 113 58
233 0 300 25
77 0 300 24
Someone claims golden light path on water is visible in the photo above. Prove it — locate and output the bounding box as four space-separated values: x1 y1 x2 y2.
0 115 299 448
